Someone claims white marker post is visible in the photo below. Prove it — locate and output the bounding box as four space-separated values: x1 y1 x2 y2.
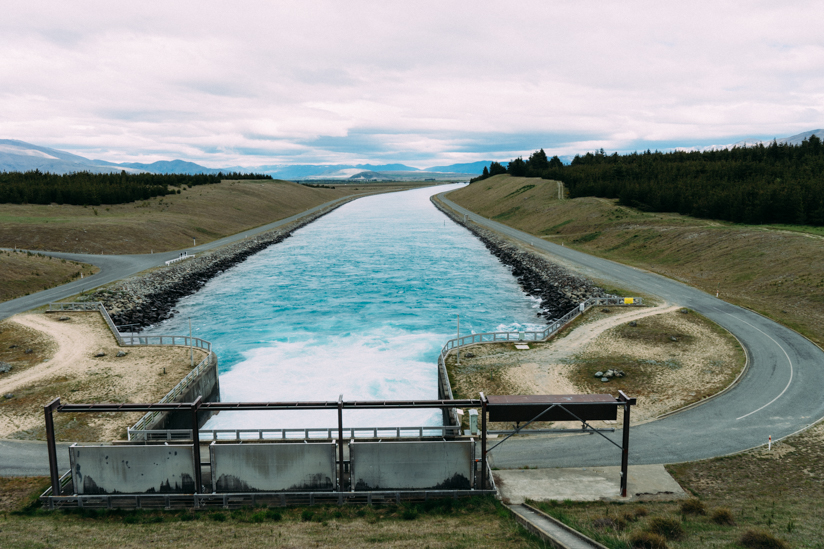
768 435 772 451
456 314 461 366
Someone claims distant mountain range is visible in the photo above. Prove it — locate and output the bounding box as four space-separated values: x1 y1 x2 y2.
0 139 489 179
2 131 821 179
691 129 824 152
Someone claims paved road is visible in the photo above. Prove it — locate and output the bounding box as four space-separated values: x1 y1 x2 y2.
0 196 354 321
439 195 824 468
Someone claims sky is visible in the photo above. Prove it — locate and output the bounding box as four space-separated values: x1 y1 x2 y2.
2 1 823 168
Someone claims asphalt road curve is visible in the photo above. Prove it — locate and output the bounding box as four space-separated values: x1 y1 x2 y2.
0 196 354 322
439 194 824 468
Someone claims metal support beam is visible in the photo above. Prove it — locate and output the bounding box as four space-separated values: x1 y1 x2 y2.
191 396 202 493
44 397 61 497
338 394 344 492
480 392 487 490
619 390 634 498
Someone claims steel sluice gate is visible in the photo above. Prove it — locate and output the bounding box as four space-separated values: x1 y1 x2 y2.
67 439 476 495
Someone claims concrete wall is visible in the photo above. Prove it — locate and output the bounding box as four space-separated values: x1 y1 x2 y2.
437 358 460 432
147 353 221 431
350 440 474 491
70 444 196 495
210 442 336 493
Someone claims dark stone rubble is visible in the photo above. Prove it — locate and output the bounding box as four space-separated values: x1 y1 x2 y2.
432 197 605 320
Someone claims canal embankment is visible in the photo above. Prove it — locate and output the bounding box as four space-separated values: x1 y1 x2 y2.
432 195 606 320
77 201 347 331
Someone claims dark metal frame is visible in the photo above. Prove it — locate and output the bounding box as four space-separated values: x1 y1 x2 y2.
43 392 634 500
480 391 636 497
44 397 483 498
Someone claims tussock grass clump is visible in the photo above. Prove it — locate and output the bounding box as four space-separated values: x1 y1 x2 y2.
629 530 669 549
679 498 706 515
592 516 627 531
634 507 649 518
621 510 639 523
739 529 789 549
711 507 735 525
645 517 685 540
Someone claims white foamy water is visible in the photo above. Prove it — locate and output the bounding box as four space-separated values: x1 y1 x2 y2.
147 184 545 429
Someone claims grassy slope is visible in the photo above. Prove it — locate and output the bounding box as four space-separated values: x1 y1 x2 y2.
0 181 425 255
0 251 98 302
448 174 824 347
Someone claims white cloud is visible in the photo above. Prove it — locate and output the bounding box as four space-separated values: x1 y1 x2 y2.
1 0 823 166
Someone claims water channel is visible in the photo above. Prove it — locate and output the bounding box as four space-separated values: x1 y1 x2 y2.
146 184 545 429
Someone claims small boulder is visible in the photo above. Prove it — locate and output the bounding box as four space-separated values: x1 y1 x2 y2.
628 321 637 327
24 348 33 354
58 316 70 321
601 377 609 383
0 362 13 373
594 371 604 378
8 344 18 349
93 351 106 358
670 336 678 342
116 351 127 357
680 308 689 314
3 393 14 399
464 352 475 358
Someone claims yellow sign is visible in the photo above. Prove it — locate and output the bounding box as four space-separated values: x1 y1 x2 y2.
624 298 634 305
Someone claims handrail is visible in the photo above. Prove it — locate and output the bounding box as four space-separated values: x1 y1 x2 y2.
128 424 462 441
438 295 642 361
48 302 215 441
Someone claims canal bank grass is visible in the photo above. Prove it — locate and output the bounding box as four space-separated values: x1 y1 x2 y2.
0 180 433 256
0 486 543 549
529 418 824 548
446 307 743 428
0 311 207 441
447 175 824 349
0 250 98 303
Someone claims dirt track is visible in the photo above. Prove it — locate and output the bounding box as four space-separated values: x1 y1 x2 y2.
0 312 205 441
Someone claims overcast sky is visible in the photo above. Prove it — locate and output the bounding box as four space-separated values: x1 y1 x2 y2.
2 1 823 167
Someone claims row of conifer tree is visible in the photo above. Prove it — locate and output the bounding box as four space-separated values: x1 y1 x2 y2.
473 135 824 226
0 170 272 206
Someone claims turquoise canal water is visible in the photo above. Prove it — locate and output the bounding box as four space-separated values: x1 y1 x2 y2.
146 184 544 429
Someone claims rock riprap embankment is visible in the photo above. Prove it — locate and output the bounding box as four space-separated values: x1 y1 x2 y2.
433 197 605 320
79 204 343 331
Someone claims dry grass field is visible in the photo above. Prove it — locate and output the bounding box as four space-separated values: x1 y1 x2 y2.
0 250 98 303
0 489 541 549
0 180 430 255
448 175 824 348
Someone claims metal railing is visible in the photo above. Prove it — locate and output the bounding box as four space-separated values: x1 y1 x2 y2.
49 301 216 441
165 252 195 266
438 295 642 363
128 352 215 439
128 424 462 442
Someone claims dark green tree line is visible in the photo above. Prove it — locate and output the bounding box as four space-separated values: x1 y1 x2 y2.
0 170 273 206
473 137 824 226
